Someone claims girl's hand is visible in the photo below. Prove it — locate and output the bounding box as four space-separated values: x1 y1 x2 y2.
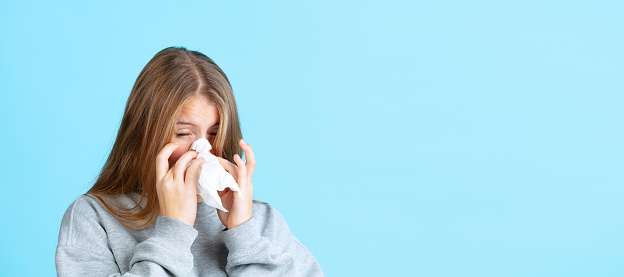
155 142 205 227
216 139 256 230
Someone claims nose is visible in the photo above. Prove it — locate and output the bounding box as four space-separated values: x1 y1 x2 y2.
201 137 216 156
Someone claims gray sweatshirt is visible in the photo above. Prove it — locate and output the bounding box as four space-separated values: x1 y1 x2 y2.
55 193 324 276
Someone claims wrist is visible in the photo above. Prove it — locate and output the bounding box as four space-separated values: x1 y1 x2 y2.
227 216 252 230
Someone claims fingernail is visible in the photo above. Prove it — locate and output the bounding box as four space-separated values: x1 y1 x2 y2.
241 139 247 145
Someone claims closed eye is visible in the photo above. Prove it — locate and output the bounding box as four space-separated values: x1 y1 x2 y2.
176 133 217 137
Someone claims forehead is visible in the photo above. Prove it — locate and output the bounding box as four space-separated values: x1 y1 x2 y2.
177 95 219 127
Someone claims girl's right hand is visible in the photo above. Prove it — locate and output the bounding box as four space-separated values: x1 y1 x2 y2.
155 142 205 227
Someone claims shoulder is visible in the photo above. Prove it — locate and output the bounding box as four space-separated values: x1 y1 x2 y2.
57 193 140 249
57 195 112 254
248 201 315 258
249 201 294 237
59 194 115 232
61 193 139 221
59 194 101 227
251 201 285 223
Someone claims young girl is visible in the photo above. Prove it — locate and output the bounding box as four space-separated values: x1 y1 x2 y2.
55 47 324 276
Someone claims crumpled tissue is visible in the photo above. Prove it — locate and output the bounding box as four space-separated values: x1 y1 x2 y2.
190 138 241 212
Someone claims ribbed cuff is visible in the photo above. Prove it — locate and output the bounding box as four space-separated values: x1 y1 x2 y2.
129 216 199 276
221 217 265 257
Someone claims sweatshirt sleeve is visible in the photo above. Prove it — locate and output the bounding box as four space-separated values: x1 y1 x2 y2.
220 204 324 276
55 196 199 277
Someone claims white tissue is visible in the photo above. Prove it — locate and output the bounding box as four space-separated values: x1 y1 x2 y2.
190 138 242 212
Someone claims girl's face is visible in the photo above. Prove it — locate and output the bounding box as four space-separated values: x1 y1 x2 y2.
168 94 220 168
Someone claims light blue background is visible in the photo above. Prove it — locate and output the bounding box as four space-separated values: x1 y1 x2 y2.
1 1 623 276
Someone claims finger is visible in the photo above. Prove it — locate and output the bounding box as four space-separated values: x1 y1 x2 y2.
184 157 205 190
156 142 180 181
234 154 247 189
218 188 233 210
173 150 199 180
218 187 229 197
217 157 238 181
239 139 256 178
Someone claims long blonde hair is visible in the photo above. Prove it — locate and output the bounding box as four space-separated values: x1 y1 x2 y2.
86 46 260 230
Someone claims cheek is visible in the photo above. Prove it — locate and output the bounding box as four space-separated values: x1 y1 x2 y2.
168 143 190 167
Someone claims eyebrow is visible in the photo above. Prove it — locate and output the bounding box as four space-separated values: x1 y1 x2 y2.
176 121 219 128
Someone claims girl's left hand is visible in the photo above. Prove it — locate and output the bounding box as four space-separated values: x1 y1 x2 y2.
215 139 256 230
